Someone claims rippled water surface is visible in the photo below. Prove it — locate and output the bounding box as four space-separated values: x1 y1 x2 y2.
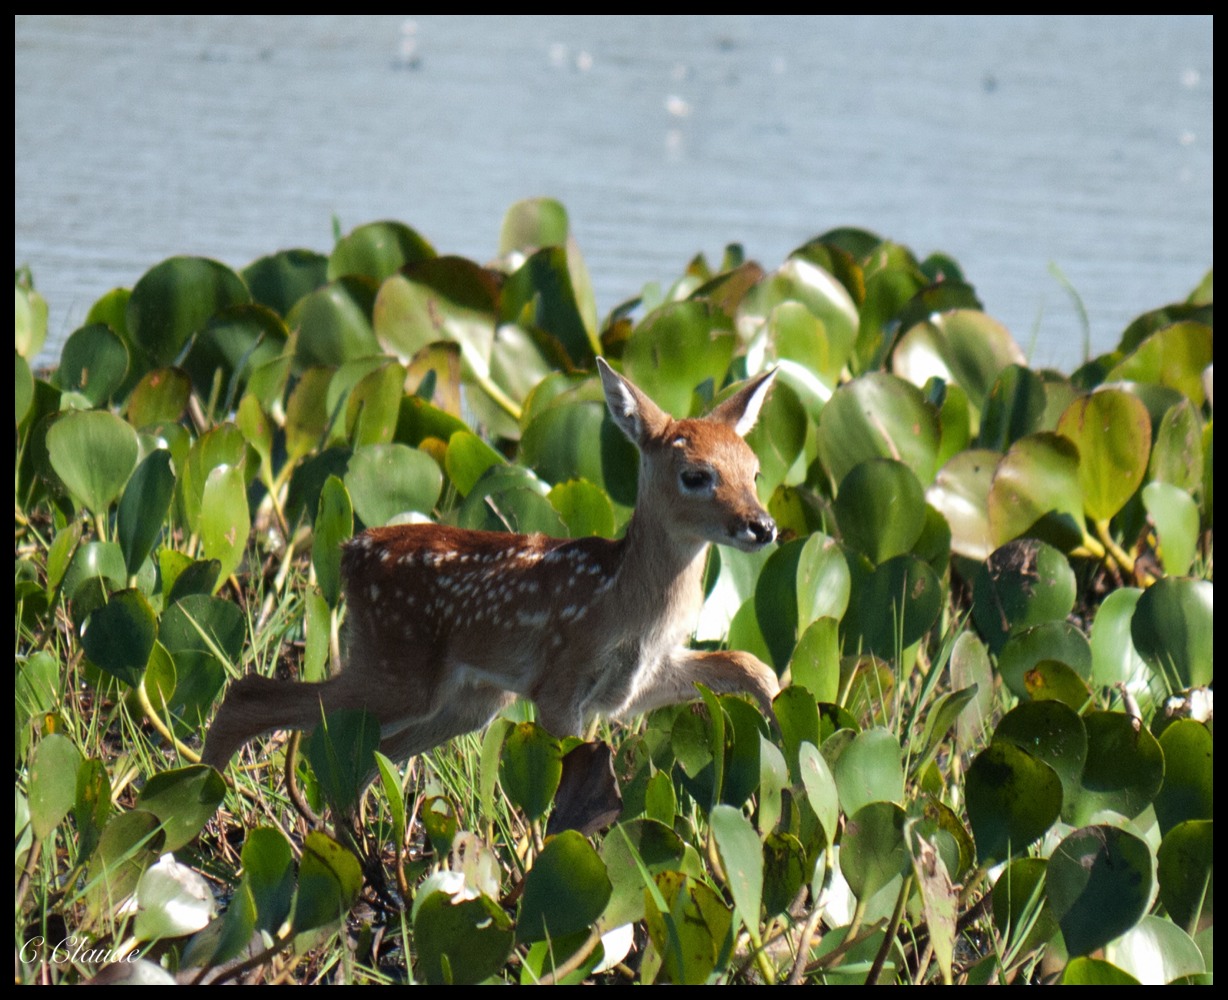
15 15 1213 371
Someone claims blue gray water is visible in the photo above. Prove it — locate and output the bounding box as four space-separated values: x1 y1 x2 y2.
15 15 1213 372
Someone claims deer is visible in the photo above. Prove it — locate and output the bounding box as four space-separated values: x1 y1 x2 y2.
201 358 781 810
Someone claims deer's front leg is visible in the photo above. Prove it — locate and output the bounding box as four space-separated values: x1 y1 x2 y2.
619 648 780 721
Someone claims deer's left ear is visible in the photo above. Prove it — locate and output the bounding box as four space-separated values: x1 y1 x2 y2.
710 368 776 438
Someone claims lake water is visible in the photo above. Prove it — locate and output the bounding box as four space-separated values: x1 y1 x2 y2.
15 15 1213 372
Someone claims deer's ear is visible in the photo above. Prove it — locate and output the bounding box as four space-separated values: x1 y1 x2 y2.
598 357 670 445
710 368 776 438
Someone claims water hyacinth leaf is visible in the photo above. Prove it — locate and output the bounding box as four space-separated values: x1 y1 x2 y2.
1047 824 1153 958
126 367 192 429
893 310 1025 412
753 538 806 669
73 758 111 863
345 359 406 447
711 804 764 931
762 831 808 918
949 631 994 753
183 304 288 407
291 831 363 936
16 274 49 360
499 723 564 823
459 481 567 537
842 553 941 659
840 801 909 903
1141 482 1199 576
46 409 140 515
971 540 1077 654
1149 397 1204 493
1061 958 1141 985
137 765 227 852
117 449 175 577
909 829 958 985
1153 720 1213 835
1156 820 1213 934
242 247 329 317
910 684 981 777
742 378 806 498
926 448 1000 560
773 686 819 781
85 810 164 923
992 700 1087 813
798 741 840 846
976 364 1049 452
1022 659 1093 710
1089 588 1149 689
643 871 732 985
991 857 1058 960
312 475 352 608
520 395 617 495
180 423 249 536
598 818 686 930
997 620 1091 701
1130 577 1213 689
126 256 250 366
374 257 498 370
1104 915 1206 986
199 464 250 585
133 853 218 943
834 458 926 565
15 350 33 425
58 322 128 406
328 219 434 284
987 432 1084 550
765 301 839 405
80 589 157 686
345 443 441 529
414 888 515 985
62 540 127 603
620 301 736 419
29 733 82 840
1057 390 1151 522
547 479 616 539
965 743 1062 864
500 197 598 337
817 372 941 488
445 430 506 497
737 257 858 376
1066 711 1164 826
834 727 905 815
789 617 841 704
517 829 611 943
306 709 381 817
159 593 244 724
165 558 221 605
500 246 597 366
1107 320 1213 406
288 276 380 369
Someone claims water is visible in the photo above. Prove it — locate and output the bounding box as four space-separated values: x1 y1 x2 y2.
15 15 1213 373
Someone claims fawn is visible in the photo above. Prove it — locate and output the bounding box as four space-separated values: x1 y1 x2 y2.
201 358 781 774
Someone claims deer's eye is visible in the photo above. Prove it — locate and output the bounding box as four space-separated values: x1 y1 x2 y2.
680 467 716 493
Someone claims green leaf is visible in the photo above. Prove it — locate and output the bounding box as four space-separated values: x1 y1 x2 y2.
1060 957 1141 985
1104 914 1206 985
288 277 380 368
29 733 82 840
312 475 353 608
291 831 363 935
73 758 111 864
1156 820 1212 934
126 256 250 366
1089 588 1149 689
499 723 564 823
797 741 840 847
987 432 1084 550
1107 320 1212 406
842 552 941 658
500 246 597 366
117 449 175 577
1141 482 1200 576
892 309 1025 412
711 804 764 934
125 367 192 429
80 589 157 686
992 857 1059 960
58 322 129 406
643 871 733 984
183 304 288 408
305 709 381 817
133 854 217 943
834 459 926 565
344 442 442 528
977 364 1049 451
817 372 941 488
599 819 687 930
788 617 841 704
199 463 250 585
972 540 1077 654
1067 711 1164 826
1047 824 1154 957
517 829 612 943
1153 720 1213 835
136 765 227 852
328 219 434 283
840 801 909 902
242 247 329 316
926 448 1000 560
46 409 140 515
992 700 1088 815
965 743 1062 864
414 888 514 985
444 430 506 497
621 301 736 418
1130 577 1213 689
85 810 164 923
834 727 905 815
1057 390 1152 522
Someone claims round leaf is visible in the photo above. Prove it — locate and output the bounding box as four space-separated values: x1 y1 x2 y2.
1153 720 1213 835
1067 711 1164 826
328 219 434 283
46 409 140 514
414 889 514 985
58 322 128 405
834 727 905 815
127 256 250 366
80 589 157 686
136 765 227 852
517 829 612 943
344 443 442 528
1156 820 1213 934
1057 390 1152 522
840 801 909 903
1047 824 1153 957
992 700 1087 812
1130 577 1213 689
926 448 1000 560
834 459 926 565
972 540 1077 654
966 743 1062 864
987 432 1084 549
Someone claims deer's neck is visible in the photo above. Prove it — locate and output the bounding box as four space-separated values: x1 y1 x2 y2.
616 505 710 626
